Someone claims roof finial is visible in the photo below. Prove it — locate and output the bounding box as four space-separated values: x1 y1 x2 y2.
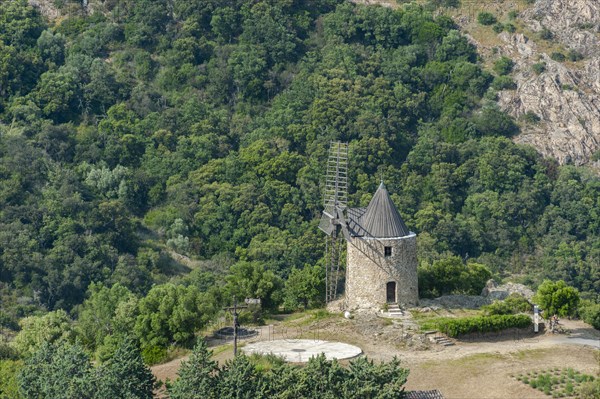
379 172 385 189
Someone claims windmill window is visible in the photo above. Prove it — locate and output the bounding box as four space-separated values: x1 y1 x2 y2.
384 246 392 257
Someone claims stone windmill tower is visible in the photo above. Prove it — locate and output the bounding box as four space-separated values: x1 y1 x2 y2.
319 142 418 310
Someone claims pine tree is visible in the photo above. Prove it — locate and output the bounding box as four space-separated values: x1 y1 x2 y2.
18 341 94 399
169 338 218 399
217 355 263 399
95 336 156 399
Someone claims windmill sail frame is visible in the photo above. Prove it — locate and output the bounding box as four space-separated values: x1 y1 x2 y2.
319 142 349 303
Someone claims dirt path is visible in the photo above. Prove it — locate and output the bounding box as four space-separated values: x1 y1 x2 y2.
152 315 599 399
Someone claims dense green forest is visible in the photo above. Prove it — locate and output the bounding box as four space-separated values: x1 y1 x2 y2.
0 0 598 371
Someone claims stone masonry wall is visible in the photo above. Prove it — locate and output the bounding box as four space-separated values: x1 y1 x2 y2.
345 234 418 310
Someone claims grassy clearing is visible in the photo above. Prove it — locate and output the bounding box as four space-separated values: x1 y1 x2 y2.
282 309 339 327
514 368 596 398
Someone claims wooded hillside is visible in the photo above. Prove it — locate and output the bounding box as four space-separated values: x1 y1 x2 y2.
0 0 598 341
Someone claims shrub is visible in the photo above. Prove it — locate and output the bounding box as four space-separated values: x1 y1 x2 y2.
532 62 546 74
492 23 504 33
477 12 497 26
550 52 566 62
483 294 532 315
567 49 584 62
493 56 514 75
578 301 600 330
508 11 518 20
491 75 516 90
577 22 595 30
505 23 516 33
521 111 540 124
141 344 168 365
539 27 553 40
433 314 532 337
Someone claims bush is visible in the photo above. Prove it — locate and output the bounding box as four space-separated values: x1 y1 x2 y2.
477 12 497 26
550 52 566 62
505 23 516 33
483 294 532 315
532 62 546 74
493 56 514 75
578 379 600 399
567 49 584 62
491 75 516 90
539 27 553 40
433 314 532 337
141 344 168 365
492 23 504 33
578 301 600 330
521 111 540 124
508 11 518 20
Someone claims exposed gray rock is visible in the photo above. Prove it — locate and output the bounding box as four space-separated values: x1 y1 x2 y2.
481 279 535 301
523 0 599 57
452 0 600 167
496 31 600 166
28 0 61 19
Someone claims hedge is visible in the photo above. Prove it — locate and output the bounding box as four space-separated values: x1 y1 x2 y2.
433 314 532 337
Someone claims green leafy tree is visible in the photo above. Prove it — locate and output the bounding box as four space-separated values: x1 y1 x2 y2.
134 283 218 351
13 310 75 357
534 280 580 317
33 66 81 122
418 256 492 297
37 29 66 65
76 282 136 352
0 0 45 47
283 264 325 310
225 261 283 310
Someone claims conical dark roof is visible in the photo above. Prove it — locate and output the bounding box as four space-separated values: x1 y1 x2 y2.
358 182 410 238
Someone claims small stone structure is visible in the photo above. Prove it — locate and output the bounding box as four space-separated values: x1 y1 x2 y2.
344 183 418 310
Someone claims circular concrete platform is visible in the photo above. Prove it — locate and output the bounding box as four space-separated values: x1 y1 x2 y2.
242 339 362 363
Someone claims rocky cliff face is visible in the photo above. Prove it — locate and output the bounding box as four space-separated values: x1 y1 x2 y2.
495 0 600 166
496 32 600 166
354 0 600 167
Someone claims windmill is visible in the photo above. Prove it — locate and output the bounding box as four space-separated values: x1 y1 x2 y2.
319 142 416 305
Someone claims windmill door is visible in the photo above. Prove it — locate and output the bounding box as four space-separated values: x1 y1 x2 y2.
386 281 396 303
